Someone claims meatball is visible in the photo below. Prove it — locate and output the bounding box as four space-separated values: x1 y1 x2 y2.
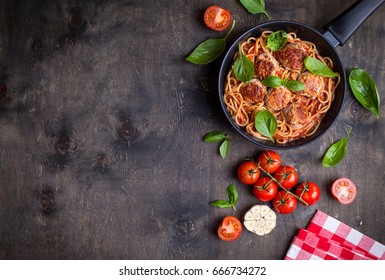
254 53 279 80
284 103 308 128
298 72 324 98
264 86 292 111
276 42 309 71
239 79 267 103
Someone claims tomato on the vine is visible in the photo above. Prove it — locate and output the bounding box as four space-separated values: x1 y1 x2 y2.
253 177 278 202
257 150 282 173
273 190 297 214
295 182 320 206
203 5 232 31
237 160 260 185
217 216 242 241
273 165 298 189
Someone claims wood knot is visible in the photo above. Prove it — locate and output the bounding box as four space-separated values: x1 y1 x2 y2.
349 99 372 124
173 216 196 242
40 189 56 215
31 39 44 54
55 134 77 156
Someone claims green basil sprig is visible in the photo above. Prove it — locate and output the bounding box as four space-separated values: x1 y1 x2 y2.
203 131 231 158
304 56 339 77
322 127 352 167
349 67 380 119
234 43 255 82
254 110 277 142
267 30 288 51
186 21 235 65
210 184 239 211
239 0 271 19
261 75 305 91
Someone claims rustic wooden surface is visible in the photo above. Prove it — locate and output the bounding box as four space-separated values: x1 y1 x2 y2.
0 0 384 260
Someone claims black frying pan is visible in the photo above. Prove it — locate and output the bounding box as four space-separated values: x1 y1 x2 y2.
218 0 384 149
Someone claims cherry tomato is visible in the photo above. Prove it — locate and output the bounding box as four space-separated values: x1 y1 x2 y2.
331 178 357 204
217 216 242 241
253 177 278 202
295 182 320 206
237 160 260 185
273 190 297 214
273 165 298 189
203 5 232 31
257 150 282 173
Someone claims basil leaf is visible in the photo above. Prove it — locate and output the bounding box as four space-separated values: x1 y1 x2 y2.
209 200 233 208
304 56 339 77
203 131 226 143
186 21 235 65
234 44 255 82
261 76 283 88
284 80 306 91
267 30 288 51
239 0 271 19
322 128 352 167
219 139 231 158
254 110 277 142
226 184 238 205
349 67 380 119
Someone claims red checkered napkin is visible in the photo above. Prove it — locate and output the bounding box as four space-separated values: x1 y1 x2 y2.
285 210 385 260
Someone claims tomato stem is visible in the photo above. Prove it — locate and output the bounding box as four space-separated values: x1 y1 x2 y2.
257 163 309 206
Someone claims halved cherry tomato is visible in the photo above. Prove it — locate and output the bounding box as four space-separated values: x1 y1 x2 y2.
273 165 298 189
237 160 260 185
273 190 297 214
295 182 320 206
257 150 282 173
203 5 232 31
253 177 278 202
217 216 242 241
331 178 357 204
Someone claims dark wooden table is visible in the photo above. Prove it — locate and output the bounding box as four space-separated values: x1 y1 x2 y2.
0 0 384 260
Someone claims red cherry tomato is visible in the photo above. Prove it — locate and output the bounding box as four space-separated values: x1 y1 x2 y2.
273 165 298 189
237 160 260 185
203 5 232 31
253 177 278 202
295 182 321 206
217 216 242 241
257 150 282 173
273 190 297 214
331 178 357 204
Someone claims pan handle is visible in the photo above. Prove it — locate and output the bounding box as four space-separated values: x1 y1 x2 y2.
324 0 384 47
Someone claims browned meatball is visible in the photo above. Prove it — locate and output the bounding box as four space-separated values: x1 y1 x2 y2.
239 79 267 103
254 53 279 80
298 72 324 98
284 103 308 128
264 86 292 111
276 42 309 71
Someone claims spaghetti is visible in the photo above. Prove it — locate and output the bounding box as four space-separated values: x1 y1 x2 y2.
224 31 340 143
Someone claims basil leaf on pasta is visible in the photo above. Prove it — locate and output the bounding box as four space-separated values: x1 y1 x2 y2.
267 30 288 51
254 110 277 142
261 76 283 88
349 68 380 119
284 80 305 91
304 56 339 77
186 21 235 65
234 44 255 82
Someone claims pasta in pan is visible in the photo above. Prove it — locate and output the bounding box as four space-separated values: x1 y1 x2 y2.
224 31 340 143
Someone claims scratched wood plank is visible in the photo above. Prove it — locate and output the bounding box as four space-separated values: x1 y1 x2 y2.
0 0 384 260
